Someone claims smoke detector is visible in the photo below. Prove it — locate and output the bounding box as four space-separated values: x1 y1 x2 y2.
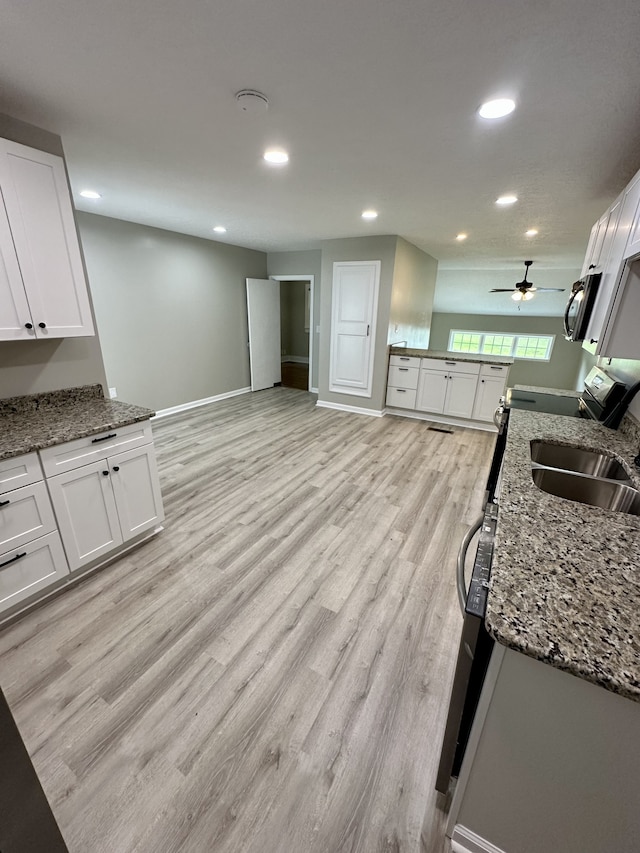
235 90 269 114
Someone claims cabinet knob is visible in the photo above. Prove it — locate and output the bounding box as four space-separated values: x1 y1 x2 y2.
38 322 46 329
113 466 120 472
590 338 598 344
24 323 33 330
588 264 596 270
102 470 109 476
481 379 485 383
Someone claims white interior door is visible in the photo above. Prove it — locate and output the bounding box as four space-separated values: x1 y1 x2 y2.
329 260 380 397
246 278 282 392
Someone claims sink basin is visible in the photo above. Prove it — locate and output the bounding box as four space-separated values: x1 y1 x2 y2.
530 440 631 482
532 468 640 515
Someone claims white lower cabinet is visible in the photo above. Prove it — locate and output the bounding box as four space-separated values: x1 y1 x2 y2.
47 443 164 571
416 362 479 419
0 532 69 613
0 452 69 615
388 355 509 427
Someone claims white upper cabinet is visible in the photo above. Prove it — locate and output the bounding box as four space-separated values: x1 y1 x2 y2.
330 261 380 397
585 169 640 354
0 138 94 340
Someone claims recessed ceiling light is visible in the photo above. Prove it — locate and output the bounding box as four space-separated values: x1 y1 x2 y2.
362 209 378 220
80 189 101 199
213 226 227 233
496 195 518 206
525 228 538 236
263 149 289 165
479 98 516 119
456 233 468 241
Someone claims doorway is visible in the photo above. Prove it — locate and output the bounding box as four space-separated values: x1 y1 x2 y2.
246 275 315 393
271 275 314 393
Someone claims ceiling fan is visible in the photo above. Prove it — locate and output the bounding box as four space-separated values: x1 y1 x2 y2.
490 260 566 302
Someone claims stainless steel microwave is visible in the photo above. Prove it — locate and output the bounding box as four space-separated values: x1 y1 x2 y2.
563 272 601 342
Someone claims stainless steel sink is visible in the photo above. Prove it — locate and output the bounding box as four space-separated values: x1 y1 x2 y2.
530 440 631 482
532 468 640 515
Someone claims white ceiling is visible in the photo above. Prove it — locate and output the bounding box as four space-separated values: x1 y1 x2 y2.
2 0 640 299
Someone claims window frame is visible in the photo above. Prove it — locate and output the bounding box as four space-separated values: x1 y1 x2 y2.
447 329 555 362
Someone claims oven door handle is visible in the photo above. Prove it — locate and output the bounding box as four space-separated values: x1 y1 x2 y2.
457 514 484 615
563 283 583 340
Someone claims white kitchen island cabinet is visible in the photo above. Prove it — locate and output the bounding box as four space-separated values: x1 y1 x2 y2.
0 138 95 340
46 443 164 572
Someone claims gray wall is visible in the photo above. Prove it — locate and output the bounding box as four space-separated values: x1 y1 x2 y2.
78 212 267 411
267 250 321 390
430 313 585 390
318 235 398 411
0 113 108 399
280 281 309 360
388 237 438 349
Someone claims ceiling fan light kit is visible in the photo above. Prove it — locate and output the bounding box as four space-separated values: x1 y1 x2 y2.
490 260 565 301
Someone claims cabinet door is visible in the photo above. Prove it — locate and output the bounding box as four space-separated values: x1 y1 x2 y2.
0 189 34 340
472 377 506 422
0 140 94 338
109 444 164 542
444 373 477 419
0 532 69 614
0 481 57 554
416 369 448 413
47 460 122 571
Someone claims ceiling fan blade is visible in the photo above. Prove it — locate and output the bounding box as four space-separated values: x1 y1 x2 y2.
490 288 518 292
535 287 566 292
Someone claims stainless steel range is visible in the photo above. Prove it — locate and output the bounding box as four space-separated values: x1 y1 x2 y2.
505 366 633 427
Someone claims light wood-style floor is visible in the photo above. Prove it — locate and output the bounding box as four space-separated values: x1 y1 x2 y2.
0 389 494 853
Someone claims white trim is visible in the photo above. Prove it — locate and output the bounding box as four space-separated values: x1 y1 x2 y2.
315 400 384 417
269 274 315 392
450 826 509 853
384 407 497 433
152 387 251 419
281 355 309 364
310 386 319 394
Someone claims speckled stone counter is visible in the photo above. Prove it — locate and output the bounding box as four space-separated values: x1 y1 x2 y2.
487 409 640 702
389 346 513 366
0 385 155 461
513 384 580 398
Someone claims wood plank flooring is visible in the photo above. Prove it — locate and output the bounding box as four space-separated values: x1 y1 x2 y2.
0 389 494 853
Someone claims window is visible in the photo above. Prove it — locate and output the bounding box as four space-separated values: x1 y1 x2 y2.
448 330 554 361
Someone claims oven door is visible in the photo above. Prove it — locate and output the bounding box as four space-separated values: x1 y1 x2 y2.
564 272 601 342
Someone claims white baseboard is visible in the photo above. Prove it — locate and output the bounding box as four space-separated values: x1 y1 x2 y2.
316 400 384 417
450 825 508 853
281 355 309 364
153 387 251 419
384 406 497 432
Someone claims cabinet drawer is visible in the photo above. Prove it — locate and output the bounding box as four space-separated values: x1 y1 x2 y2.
388 365 419 389
0 531 69 614
389 354 421 369
480 363 510 378
0 481 56 553
421 358 481 376
386 386 417 409
39 420 153 477
0 453 44 497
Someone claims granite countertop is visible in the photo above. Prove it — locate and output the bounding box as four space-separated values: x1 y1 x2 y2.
389 346 513 366
513 384 580 398
487 409 640 702
0 385 155 461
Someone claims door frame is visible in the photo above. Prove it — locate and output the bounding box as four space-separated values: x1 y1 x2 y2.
269 275 316 392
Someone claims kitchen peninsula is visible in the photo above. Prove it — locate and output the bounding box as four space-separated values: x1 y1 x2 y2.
0 385 163 624
386 346 513 428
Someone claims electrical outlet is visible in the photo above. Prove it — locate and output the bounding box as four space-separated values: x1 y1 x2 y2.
109 387 117 399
